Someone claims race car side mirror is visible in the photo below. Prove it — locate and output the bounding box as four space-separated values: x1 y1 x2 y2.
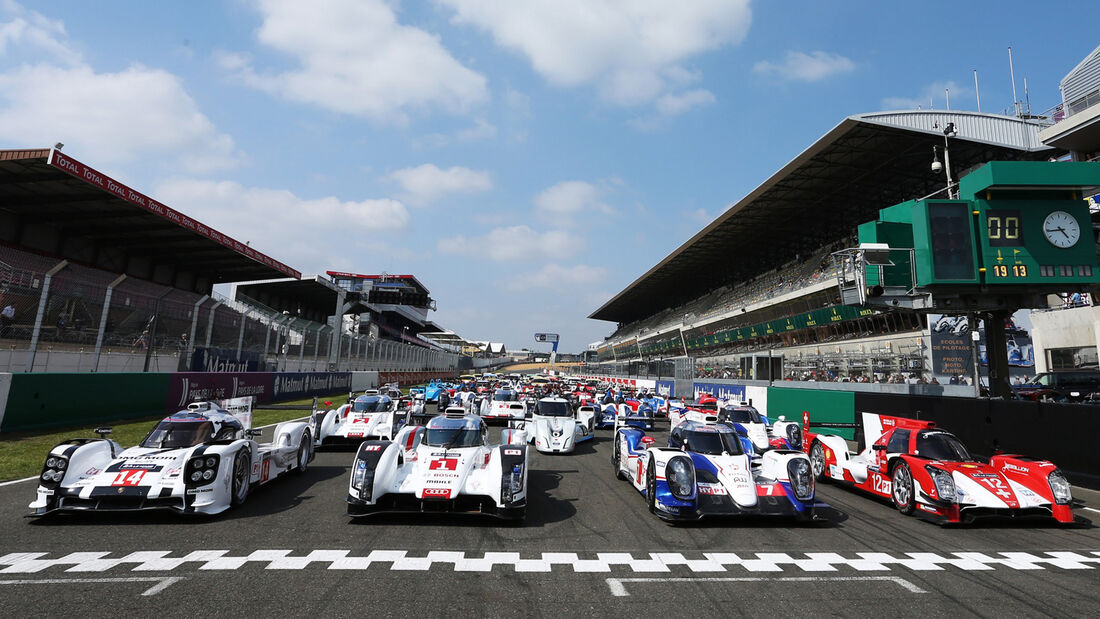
641 436 655 445
245 429 262 438
94 427 112 438
872 444 887 451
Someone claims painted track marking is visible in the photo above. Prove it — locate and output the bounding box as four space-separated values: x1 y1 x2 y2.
0 576 184 596
0 476 38 487
1 550 1098 574
605 575 927 596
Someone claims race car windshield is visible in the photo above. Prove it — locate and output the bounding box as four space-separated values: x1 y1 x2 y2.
352 397 388 413
424 428 483 448
493 391 514 401
536 401 572 417
914 431 971 461
721 407 762 424
684 430 742 455
140 421 214 449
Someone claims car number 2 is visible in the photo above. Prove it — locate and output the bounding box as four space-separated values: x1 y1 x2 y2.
111 470 146 486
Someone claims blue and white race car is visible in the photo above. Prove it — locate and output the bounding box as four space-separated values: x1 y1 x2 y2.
611 416 816 521
28 402 313 517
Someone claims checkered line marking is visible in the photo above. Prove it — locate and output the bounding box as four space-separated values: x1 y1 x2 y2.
1 551 1098 574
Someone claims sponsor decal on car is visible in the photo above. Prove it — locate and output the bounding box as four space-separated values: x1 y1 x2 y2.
504 448 521 455
363 445 382 452
697 483 728 496
1001 462 1030 474
423 488 451 498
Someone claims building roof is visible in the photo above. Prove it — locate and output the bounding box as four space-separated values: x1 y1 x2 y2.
589 111 1057 325
0 149 299 290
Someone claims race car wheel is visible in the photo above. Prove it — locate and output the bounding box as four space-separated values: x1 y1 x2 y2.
810 442 826 480
612 436 626 480
294 431 312 474
645 458 657 514
231 450 251 506
891 462 915 515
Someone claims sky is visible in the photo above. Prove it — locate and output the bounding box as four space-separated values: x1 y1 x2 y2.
1 1 1097 353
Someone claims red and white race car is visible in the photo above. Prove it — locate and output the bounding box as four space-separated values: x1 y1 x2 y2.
803 412 1076 524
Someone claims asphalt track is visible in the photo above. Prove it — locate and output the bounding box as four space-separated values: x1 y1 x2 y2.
2 418 1099 618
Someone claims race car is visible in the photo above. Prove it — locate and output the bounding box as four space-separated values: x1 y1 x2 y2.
526 397 595 454
424 380 445 403
28 402 312 517
312 394 410 447
804 412 1076 524
611 415 816 522
345 408 529 521
483 389 526 424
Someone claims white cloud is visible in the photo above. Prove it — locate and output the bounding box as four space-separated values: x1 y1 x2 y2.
155 179 409 272
384 164 492 206
439 0 751 106
882 80 966 111
508 263 607 290
0 3 240 172
656 89 716 116
438 225 582 261
412 118 497 149
753 51 855 82
533 180 610 215
228 0 488 123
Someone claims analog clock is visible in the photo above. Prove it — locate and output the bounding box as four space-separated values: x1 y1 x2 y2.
1042 210 1080 248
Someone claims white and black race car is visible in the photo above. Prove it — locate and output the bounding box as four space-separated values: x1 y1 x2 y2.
346 408 529 521
28 402 312 517
311 394 410 447
526 397 595 454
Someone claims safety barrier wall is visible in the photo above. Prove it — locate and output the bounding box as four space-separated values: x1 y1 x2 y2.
0 369 460 433
0 372 170 433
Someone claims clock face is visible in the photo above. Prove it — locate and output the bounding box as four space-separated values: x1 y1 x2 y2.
1042 210 1080 248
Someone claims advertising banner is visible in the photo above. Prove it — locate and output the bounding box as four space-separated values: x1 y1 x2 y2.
929 315 974 383
271 372 352 400
169 373 272 410
190 347 261 372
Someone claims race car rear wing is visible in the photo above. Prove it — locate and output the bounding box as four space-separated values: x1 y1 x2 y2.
799 411 936 453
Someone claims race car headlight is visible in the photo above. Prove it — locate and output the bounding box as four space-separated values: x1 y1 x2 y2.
787 458 813 500
925 466 956 502
41 470 54 481
502 464 523 503
1048 470 1072 505
186 454 220 485
785 425 803 450
40 455 69 486
666 456 695 499
351 461 375 501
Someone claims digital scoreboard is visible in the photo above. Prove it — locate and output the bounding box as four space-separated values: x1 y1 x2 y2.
859 161 1100 296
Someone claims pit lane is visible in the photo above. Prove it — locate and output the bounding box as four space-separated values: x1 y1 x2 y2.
1 419 1098 617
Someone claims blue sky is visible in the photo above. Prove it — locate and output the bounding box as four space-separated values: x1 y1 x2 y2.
1 1 1096 352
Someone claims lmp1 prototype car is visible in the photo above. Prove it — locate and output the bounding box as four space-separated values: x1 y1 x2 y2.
804 412 1076 524
611 416 816 522
346 408 529 521
28 402 313 517
312 394 410 447
526 397 595 454
483 389 527 424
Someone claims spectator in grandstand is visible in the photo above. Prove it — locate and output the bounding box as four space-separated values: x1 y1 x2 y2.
177 332 189 351
132 329 149 350
0 303 13 336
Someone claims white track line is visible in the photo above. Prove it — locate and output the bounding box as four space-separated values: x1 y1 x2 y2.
0 476 38 487
1084 507 1100 515
255 416 308 429
0 576 184 597
606 575 928 597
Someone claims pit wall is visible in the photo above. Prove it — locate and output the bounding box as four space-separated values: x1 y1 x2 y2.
0 370 459 433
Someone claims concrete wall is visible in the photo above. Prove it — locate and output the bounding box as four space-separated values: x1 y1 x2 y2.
1030 305 1100 373
1 372 170 433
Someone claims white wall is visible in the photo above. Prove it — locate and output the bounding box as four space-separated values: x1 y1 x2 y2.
1030 305 1100 373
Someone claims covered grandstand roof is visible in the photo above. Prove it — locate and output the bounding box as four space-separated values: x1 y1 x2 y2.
590 111 1059 325
419 330 477 350
0 149 299 290
234 276 347 324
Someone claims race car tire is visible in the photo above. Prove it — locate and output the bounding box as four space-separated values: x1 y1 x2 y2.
231 450 251 506
891 462 915 515
613 436 626 480
294 431 312 474
645 457 657 514
809 442 826 481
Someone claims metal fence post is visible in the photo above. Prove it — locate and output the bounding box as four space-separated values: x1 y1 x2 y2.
26 260 68 372
92 273 127 372
184 295 209 367
298 322 307 371
204 301 222 348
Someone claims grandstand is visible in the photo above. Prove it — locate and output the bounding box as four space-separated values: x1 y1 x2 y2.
0 148 465 373
589 110 1060 381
